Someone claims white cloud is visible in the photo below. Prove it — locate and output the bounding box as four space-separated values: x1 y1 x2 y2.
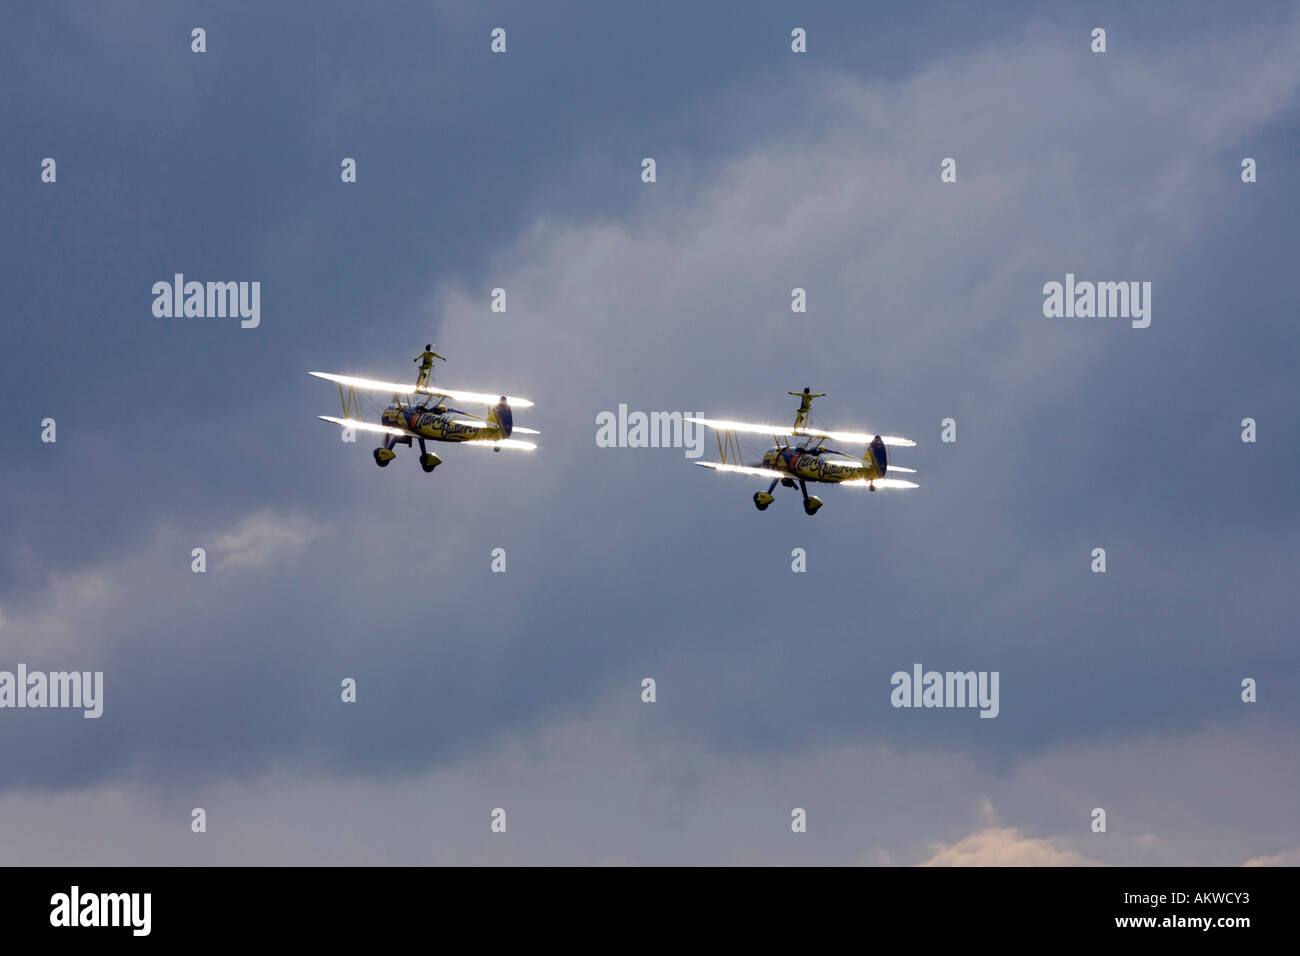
426 13 1300 438
977 796 999 826
918 826 1100 867
0 702 1292 865
0 568 117 659
1242 847 1300 867
213 510 325 570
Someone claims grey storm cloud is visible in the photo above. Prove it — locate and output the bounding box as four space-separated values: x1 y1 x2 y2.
1 2 1297 863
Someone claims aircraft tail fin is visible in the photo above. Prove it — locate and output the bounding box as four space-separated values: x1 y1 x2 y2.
488 397 514 438
864 435 887 477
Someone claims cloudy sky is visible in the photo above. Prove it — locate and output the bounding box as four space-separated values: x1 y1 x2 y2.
1 0 1297 865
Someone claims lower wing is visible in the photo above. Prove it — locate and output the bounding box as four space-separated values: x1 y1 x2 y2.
839 478 920 490
693 461 787 480
318 416 407 436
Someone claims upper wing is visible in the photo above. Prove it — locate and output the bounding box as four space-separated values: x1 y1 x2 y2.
811 428 915 448
309 371 534 408
686 416 797 439
685 416 915 448
693 461 787 480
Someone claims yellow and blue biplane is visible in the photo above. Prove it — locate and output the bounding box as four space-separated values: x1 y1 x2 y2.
310 352 538 473
687 388 917 515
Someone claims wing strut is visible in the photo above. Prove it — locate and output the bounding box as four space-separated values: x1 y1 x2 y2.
715 429 746 465
338 383 364 420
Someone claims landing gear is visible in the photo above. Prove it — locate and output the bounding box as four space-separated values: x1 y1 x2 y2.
375 435 401 467
798 479 822 516
753 491 775 511
869 481 876 492
416 439 441 474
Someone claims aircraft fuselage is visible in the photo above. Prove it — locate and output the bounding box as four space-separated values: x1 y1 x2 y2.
381 404 505 443
762 446 884 484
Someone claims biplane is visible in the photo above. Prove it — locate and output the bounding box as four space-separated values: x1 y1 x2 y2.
309 351 538 473
687 388 917 515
